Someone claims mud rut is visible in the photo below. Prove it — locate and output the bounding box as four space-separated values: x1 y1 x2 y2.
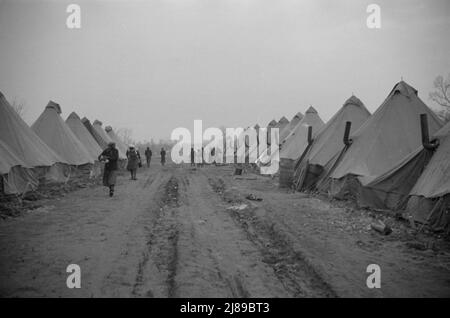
0 166 336 297
130 174 181 297
131 167 335 298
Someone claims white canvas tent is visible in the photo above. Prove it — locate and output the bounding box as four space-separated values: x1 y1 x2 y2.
32 101 94 166
293 95 371 191
0 92 69 193
406 122 450 232
255 118 284 152
279 112 303 144
277 106 324 186
82 117 108 150
0 92 67 168
233 126 253 164
267 119 278 128
0 139 37 194
275 116 290 132
105 126 128 157
66 112 103 161
0 139 27 176
92 120 113 147
279 106 325 160
322 81 443 199
91 120 126 159
246 123 263 160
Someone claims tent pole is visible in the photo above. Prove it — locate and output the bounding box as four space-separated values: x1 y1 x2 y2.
343 121 353 146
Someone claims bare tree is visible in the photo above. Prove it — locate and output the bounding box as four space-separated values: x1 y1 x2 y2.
429 73 450 123
11 97 27 118
436 109 450 123
116 128 134 145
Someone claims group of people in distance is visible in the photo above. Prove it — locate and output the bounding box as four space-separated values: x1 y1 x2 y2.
98 142 167 197
190 146 217 167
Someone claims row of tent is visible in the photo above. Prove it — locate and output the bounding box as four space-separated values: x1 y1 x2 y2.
0 91 129 195
237 81 449 232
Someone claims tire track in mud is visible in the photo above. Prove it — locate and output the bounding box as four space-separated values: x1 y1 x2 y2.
97 169 166 297
132 174 181 298
207 175 337 298
129 169 160 297
177 171 248 297
174 169 291 297
166 172 238 297
161 177 180 298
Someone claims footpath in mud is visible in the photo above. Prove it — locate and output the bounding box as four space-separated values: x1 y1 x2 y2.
0 164 449 297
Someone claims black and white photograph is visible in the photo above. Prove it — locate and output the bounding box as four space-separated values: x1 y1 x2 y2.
0 0 449 303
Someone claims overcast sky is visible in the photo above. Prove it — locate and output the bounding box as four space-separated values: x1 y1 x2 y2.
1 0 449 142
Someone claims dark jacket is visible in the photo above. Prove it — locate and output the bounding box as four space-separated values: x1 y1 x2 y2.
145 149 152 158
99 147 119 171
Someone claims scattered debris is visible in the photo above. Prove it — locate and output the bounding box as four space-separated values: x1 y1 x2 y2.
370 220 392 235
222 187 244 204
226 204 248 211
246 193 262 201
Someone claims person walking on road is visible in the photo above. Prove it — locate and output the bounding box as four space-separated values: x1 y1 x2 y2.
126 145 140 180
136 147 142 168
145 147 152 168
160 147 166 166
98 142 119 197
200 146 205 167
190 147 195 167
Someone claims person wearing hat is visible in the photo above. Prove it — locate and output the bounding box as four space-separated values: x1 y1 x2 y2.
98 142 119 197
126 144 140 180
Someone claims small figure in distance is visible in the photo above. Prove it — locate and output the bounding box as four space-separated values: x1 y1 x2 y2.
145 146 152 168
160 147 166 166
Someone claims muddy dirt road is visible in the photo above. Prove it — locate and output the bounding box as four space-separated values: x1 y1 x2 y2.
1 164 449 297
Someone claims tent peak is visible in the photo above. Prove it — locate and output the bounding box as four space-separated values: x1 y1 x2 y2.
343 95 365 108
293 112 304 120
278 116 289 123
390 80 418 98
93 120 103 126
305 106 317 114
268 119 277 127
46 100 62 114
67 111 80 120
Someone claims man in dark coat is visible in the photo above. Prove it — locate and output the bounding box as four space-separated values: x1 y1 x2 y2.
145 147 152 168
211 147 217 166
136 148 142 168
190 147 195 166
98 142 119 197
160 147 166 166
200 146 205 167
